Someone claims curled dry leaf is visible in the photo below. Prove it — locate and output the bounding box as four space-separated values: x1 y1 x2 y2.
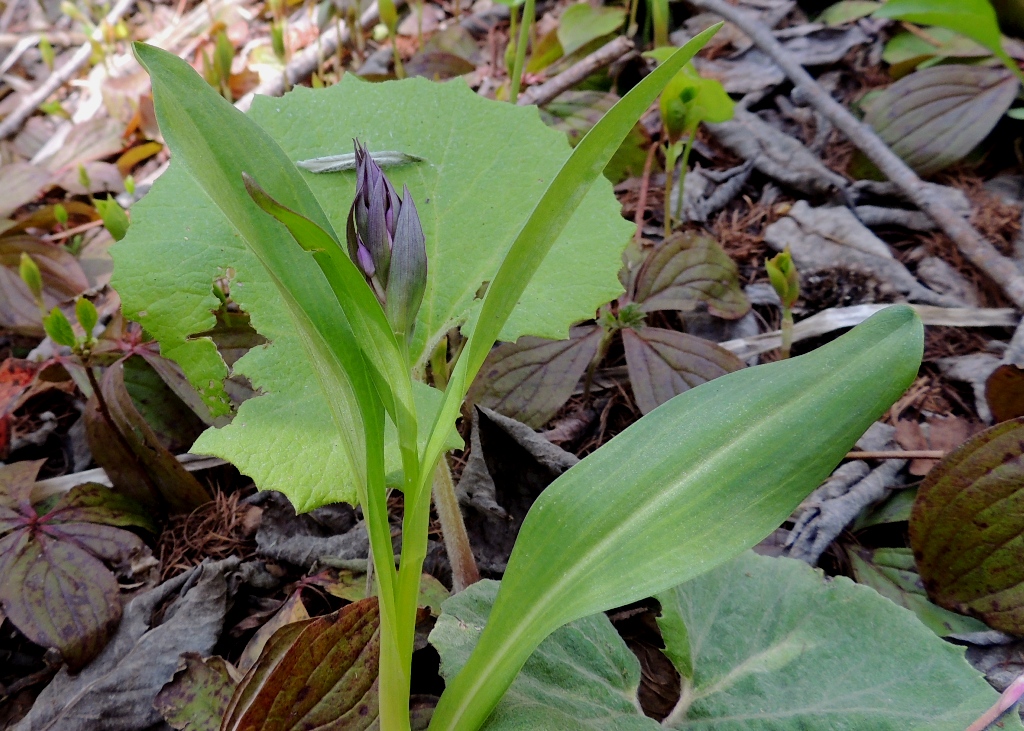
0 460 147 670
468 327 604 429
864 65 1019 175
631 231 749 319
912 417 1024 633
622 327 744 415
223 597 380 731
85 356 211 514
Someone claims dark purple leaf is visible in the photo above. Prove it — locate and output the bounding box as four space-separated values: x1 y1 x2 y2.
43 521 144 566
468 326 604 428
622 327 745 414
223 597 380 731
864 65 1019 175
631 232 749 319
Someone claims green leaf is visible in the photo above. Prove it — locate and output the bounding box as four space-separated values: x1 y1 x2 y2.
873 0 1017 74
556 4 627 57
819 0 882 26
656 551 1010 729
643 58 734 141
75 297 98 335
93 196 130 241
112 70 631 509
911 416 1024 633
430 306 923 729
864 65 1019 175
154 653 240 731
43 307 77 347
848 546 989 637
430 580 658 731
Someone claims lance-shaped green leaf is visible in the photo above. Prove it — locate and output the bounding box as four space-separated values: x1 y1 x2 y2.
429 305 923 730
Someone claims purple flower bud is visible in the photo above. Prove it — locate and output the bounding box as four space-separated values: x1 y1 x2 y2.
346 140 428 345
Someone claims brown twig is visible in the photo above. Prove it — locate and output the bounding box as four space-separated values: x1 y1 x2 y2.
517 36 635 107
690 0 1024 309
431 457 480 592
844 450 945 460
634 141 658 241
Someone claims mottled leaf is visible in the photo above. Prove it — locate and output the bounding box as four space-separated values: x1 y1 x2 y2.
0 236 89 335
622 327 744 415
468 326 603 428
0 458 44 508
820 0 882 26
864 65 1019 175
631 232 749 318
911 417 1024 633
985 363 1024 423
656 551 1007 729
849 546 989 637
84 357 211 514
223 597 380 731
430 580 658 731
154 653 240 731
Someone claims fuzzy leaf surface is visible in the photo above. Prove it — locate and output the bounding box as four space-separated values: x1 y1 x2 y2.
656 551 1006 730
864 65 1018 175
468 326 603 428
622 327 744 415
631 232 748 318
430 580 658 731
911 417 1024 633
112 75 629 509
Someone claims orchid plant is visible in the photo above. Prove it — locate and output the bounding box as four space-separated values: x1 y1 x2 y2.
122 24 928 730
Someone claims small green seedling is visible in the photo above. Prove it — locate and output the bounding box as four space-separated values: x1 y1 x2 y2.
766 246 799 358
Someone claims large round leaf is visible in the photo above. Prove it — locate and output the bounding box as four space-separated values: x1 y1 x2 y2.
112 77 631 508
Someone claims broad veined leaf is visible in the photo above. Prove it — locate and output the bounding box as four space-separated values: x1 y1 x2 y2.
864 65 1019 175
622 327 744 415
631 232 748 318
430 580 659 731
656 551 1009 730
848 546 989 637
222 597 380 731
112 69 631 510
154 653 241 731
911 417 1024 633
0 462 146 671
468 326 603 428
430 306 923 729
873 0 1015 71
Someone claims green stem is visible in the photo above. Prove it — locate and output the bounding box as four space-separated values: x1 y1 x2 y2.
508 0 535 104
663 141 679 238
430 335 450 392
675 131 695 229
780 306 793 359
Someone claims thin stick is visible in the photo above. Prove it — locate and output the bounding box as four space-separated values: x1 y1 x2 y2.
634 140 658 241
517 35 634 106
0 31 88 47
432 457 480 592
966 672 1024 731
690 0 1024 309
844 450 945 460
0 0 135 140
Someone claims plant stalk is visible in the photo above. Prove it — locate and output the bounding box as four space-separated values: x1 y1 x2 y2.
674 131 695 226
780 306 793 359
432 456 480 591
663 141 680 238
508 0 535 104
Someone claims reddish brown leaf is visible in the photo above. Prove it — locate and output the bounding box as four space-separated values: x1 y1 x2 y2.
631 232 749 319
223 597 380 731
85 358 210 514
0 237 89 335
895 416 980 476
986 363 1024 424
237 591 309 673
622 327 744 415
468 326 604 428
911 417 1024 633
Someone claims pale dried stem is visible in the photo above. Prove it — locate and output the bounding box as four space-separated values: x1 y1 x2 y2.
432 456 480 592
517 35 634 107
